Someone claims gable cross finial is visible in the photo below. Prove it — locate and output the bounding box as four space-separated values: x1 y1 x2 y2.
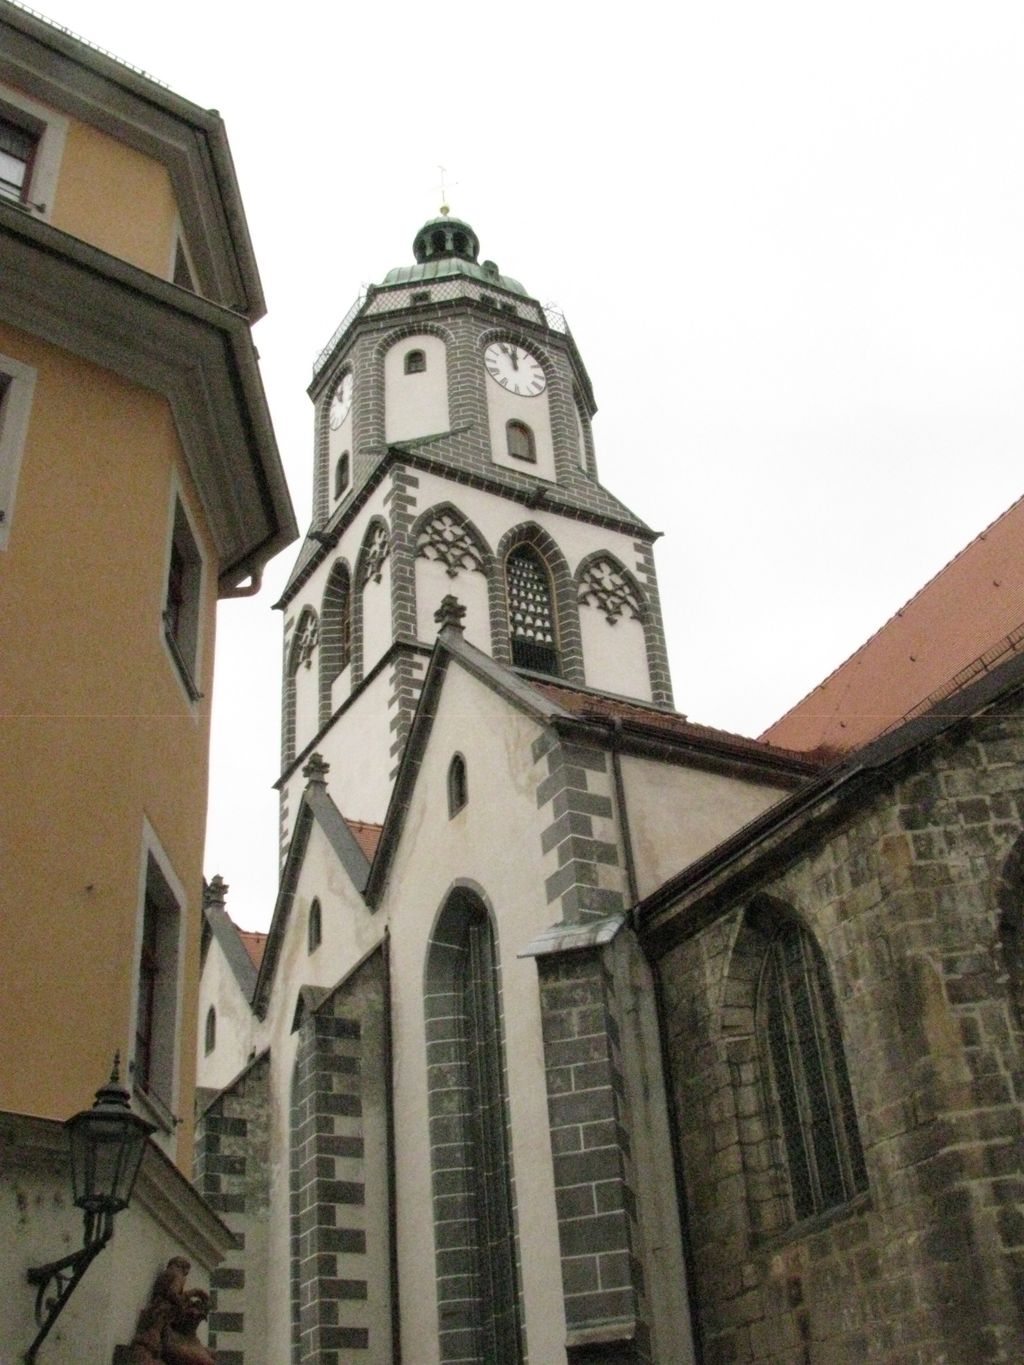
303 752 330 786
434 594 467 633
205 874 229 909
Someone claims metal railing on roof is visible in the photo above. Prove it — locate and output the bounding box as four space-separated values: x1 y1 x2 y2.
6 1 171 88
312 284 572 380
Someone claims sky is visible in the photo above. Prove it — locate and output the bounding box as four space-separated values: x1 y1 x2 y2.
35 0 1024 929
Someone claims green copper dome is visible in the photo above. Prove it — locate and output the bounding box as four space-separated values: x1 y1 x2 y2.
381 214 528 296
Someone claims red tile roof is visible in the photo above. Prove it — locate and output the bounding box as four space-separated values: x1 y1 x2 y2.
762 494 1024 753
530 679 819 769
345 818 383 862
238 929 268 971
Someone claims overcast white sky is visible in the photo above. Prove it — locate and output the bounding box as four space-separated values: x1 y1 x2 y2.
41 0 1024 929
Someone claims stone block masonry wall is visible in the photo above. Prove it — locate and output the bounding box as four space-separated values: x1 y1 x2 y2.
536 948 651 1363
194 1053 271 1365
533 729 627 923
655 697 1024 1364
289 950 393 1363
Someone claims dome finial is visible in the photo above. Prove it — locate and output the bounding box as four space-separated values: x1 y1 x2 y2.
436 164 456 218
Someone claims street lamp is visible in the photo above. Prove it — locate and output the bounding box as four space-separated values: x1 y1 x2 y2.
25 1055 155 1362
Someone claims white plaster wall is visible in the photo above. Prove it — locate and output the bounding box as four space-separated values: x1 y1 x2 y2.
330 659 353 712
623 755 793 899
317 669 397 824
384 334 449 443
486 373 556 481
415 555 491 653
196 934 257 1093
378 663 567 1364
0 1148 218 1364
292 641 319 757
259 820 385 1365
361 562 392 677
580 605 651 700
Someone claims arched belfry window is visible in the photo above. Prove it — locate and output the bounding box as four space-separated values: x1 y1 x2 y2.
506 544 558 675
204 1005 216 1055
759 919 867 1222
334 451 350 499
404 348 426 374
506 420 536 463
308 898 322 954
425 889 522 1360
320 562 352 725
448 753 468 817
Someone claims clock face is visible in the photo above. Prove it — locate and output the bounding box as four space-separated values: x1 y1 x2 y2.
484 342 546 396
329 371 353 429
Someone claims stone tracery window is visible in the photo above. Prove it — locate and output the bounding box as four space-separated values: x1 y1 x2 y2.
578 556 643 625
292 610 319 669
506 544 558 676
359 522 390 587
417 511 485 578
759 919 867 1223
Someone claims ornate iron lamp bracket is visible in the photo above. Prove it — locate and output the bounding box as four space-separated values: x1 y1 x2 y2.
25 1213 112 1361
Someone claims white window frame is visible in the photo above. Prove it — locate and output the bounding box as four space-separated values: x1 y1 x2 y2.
129 822 188 1154
0 83 68 220
0 350 37 551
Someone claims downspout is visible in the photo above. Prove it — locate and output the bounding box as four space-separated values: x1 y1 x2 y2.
609 718 639 905
219 568 263 599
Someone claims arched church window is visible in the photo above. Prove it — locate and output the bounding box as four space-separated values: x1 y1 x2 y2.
334 451 350 499
506 419 536 463
431 228 446 254
319 562 352 726
308 898 322 954
447 753 468 817
424 890 522 1358
506 544 559 675
204 1005 216 1055
759 919 867 1223
404 349 426 375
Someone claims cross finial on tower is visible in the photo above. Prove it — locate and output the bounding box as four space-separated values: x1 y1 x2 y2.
435 164 458 217
303 752 330 786
434 594 466 632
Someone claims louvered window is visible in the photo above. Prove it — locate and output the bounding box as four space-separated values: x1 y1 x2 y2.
506 546 558 675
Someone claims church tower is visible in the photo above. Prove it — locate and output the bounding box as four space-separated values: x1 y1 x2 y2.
275 212 674 850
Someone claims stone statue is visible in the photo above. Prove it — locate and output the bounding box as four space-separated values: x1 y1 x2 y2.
126 1257 215 1364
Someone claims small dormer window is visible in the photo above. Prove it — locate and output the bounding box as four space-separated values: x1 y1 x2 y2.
405 349 426 375
506 420 536 463
334 452 350 499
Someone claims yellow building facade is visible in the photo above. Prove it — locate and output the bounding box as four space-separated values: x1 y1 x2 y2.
0 4 296 1357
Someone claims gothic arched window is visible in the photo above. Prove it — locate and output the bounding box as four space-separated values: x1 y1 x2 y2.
404 348 426 374
425 890 522 1360
204 1005 216 1055
506 544 558 676
319 562 352 725
506 419 536 463
334 451 350 499
447 753 468 817
308 898 322 954
759 919 867 1223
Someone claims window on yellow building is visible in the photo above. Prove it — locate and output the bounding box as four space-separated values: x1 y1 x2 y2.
134 856 182 1124
0 351 37 551
164 498 203 700
0 113 37 204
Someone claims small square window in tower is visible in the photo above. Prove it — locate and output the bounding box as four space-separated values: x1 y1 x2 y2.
506 420 536 463
506 546 559 675
0 114 37 204
404 349 426 374
164 500 202 699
